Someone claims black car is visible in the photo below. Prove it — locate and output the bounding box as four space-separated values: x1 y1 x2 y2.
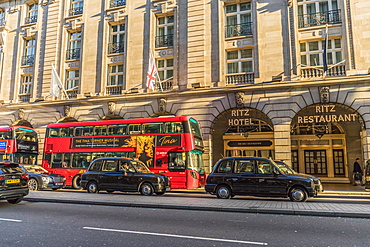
205 157 323 202
81 157 170 196
0 162 29 204
22 165 66 191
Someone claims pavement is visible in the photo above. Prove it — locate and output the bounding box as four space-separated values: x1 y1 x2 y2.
23 183 370 219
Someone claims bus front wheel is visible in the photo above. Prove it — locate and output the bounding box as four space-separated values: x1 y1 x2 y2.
72 175 82 190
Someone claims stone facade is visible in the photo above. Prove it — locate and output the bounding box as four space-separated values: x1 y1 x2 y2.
0 0 369 184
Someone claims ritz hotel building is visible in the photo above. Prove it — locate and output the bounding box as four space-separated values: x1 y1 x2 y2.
0 0 369 184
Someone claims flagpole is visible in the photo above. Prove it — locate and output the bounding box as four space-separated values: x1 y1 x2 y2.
322 24 329 78
151 50 163 92
52 64 69 99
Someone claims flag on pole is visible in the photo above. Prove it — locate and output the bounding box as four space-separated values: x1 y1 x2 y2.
146 52 157 90
50 64 62 97
323 25 329 77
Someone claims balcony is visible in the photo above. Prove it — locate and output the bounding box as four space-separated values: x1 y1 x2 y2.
69 7 83 16
108 42 125 54
110 0 126 8
298 9 341 28
225 22 252 38
25 15 37 24
66 48 81 60
300 64 346 79
65 89 78 99
155 34 174 48
106 85 123 95
226 73 254 85
21 55 35 66
156 80 173 91
19 94 31 103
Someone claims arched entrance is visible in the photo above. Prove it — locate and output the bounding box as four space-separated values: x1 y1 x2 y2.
211 108 274 164
291 103 364 183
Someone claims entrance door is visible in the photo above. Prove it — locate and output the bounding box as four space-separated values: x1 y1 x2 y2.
304 150 327 176
333 149 345 176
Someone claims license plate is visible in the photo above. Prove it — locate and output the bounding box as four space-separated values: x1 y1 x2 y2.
55 183 64 186
6 179 20 184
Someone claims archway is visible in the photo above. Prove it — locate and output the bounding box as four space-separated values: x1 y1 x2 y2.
11 119 33 128
290 103 364 183
211 107 274 164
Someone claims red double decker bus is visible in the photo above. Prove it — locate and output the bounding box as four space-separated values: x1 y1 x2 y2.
0 126 38 165
42 116 205 189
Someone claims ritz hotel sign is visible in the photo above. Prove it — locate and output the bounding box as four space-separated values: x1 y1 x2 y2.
297 104 358 124
228 109 251 126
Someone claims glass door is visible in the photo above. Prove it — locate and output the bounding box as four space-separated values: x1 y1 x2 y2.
304 150 327 176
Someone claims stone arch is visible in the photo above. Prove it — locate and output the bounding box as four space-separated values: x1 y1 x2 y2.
57 117 79 123
11 119 33 128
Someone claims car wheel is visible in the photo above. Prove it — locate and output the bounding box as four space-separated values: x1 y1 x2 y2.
72 175 82 190
289 187 308 202
140 183 154 196
7 197 22 204
28 178 38 191
87 181 99 193
156 191 165 195
216 185 232 199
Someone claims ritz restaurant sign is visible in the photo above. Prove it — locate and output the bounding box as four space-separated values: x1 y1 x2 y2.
295 104 359 124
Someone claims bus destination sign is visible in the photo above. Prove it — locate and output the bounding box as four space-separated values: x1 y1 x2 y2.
72 137 130 148
228 141 272 147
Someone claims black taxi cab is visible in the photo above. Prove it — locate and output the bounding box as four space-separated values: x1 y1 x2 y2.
205 157 323 202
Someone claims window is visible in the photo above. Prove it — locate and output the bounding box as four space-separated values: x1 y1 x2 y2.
110 0 126 8
107 64 124 95
109 24 125 54
235 159 255 173
157 58 174 91
102 160 117 171
89 160 103 171
216 159 233 173
25 3 38 24
156 15 174 48
70 0 83 16
298 0 340 28
142 123 162 134
225 2 252 38
75 126 93 136
108 125 126 135
19 75 32 95
65 69 79 98
227 48 253 74
128 124 141 134
164 122 183 133
67 32 82 60
300 38 342 66
0 8 5 26
94 126 107 136
22 39 36 66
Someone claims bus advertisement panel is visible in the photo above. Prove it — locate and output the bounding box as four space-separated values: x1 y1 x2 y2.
0 126 38 165
42 116 205 189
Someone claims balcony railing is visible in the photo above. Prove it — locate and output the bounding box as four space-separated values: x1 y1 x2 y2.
300 65 346 79
226 73 254 85
21 55 35 66
225 22 252 38
110 0 126 8
66 48 81 60
19 94 31 103
25 15 37 24
69 7 83 16
156 80 173 91
298 9 341 28
106 85 123 95
65 89 78 99
155 34 174 48
108 42 125 54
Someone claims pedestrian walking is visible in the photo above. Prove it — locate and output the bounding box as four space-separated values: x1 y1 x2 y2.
353 158 363 186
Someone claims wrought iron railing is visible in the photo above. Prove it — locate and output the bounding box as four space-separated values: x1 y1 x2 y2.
156 80 173 91
108 42 125 54
65 89 78 99
106 85 123 95
19 94 31 103
69 7 83 16
25 15 37 24
300 64 346 79
298 9 341 28
66 48 81 60
225 22 252 38
155 34 174 48
226 73 254 85
21 55 35 66
110 0 126 8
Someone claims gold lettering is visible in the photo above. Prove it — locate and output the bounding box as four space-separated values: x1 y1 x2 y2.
298 116 303 124
316 106 321 113
158 136 177 146
330 105 336 112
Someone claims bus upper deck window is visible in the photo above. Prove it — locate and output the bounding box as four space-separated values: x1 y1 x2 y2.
165 122 183 133
49 128 59 137
128 124 141 134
